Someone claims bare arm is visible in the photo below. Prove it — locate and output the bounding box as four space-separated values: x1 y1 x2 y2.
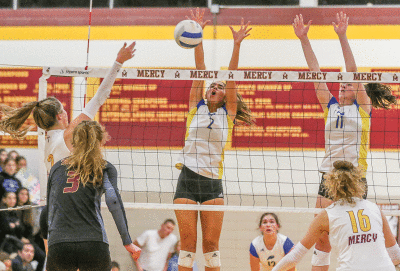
334 12 371 113
300 210 329 249
250 254 260 271
64 42 136 150
381 211 397 248
226 18 252 120
293 14 332 108
188 8 210 111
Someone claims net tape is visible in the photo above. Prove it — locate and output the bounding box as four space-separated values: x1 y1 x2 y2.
43 67 398 83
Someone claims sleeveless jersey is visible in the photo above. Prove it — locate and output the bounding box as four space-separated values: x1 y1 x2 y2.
249 233 294 271
320 97 370 174
326 199 394 271
45 129 70 174
47 160 132 246
176 100 234 179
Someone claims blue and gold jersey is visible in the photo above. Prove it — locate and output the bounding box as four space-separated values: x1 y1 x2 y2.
176 100 234 179
320 97 370 175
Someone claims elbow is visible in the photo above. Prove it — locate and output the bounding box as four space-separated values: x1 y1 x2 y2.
105 197 118 211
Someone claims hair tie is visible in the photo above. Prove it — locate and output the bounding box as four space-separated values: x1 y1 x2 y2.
35 102 40 108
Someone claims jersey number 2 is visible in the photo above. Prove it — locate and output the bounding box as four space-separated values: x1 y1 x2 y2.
347 209 371 233
63 171 80 193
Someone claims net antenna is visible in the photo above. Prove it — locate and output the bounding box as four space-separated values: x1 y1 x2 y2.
85 0 93 71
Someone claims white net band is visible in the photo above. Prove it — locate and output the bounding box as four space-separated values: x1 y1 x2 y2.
43 67 400 83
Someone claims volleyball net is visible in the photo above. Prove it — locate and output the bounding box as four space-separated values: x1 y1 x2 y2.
31 67 400 214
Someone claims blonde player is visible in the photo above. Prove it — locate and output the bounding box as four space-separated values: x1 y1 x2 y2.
250 213 295 271
0 41 136 174
271 160 400 271
293 12 397 270
173 8 254 271
46 121 140 270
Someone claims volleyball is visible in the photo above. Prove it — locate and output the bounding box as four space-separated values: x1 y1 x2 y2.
174 20 203 49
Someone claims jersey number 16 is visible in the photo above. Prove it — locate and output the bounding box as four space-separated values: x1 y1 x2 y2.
347 209 371 233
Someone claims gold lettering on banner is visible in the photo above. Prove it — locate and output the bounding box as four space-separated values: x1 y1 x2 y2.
137 69 165 78
244 71 272 80
190 71 219 79
298 72 327 80
353 73 382 81
0 71 29 77
234 125 309 138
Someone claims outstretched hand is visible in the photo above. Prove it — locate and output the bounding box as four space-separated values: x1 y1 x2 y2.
116 41 136 64
229 18 252 46
333 11 349 37
124 243 141 261
293 14 311 40
186 7 210 29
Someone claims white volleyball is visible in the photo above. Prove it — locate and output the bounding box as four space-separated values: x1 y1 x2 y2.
174 20 203 49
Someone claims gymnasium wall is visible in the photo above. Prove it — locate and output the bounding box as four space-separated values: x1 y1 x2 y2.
1 6 399 195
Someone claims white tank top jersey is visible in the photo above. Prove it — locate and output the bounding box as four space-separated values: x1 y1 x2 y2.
326 199 395 271
176 99 234 179
320 97 370 175
44 129 70 174
249 233 294 271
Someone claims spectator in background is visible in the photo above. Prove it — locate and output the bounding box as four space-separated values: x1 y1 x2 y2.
7 150 19 161
0 192 24 254
15 157 40 205
168 240 199 271
134 219 177 271
11 242 35 271
0 158 22 201
15 156 27 173
16 187 45 271
111 261 120 271
0 149 7 172
0 251 11 271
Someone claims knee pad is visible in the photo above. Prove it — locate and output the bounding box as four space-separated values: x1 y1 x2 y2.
178 250 195 268
311 248 330 266
204 251 221 268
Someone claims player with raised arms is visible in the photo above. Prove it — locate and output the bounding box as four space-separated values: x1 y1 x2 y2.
250 213 295 271
271 160 400 271
293 12 397 270
46 120 141 270
173 8 254 271
0 41 136 174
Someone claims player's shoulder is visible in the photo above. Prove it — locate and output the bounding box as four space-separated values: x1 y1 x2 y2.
277 233 290 243
49 159 66 177
251 235 263 245
104 161 117 175
104 161 116 171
